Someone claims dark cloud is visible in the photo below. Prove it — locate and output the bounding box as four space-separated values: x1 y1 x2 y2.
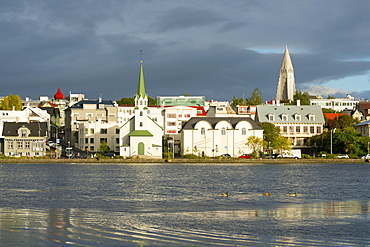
0 0 369 102
154 7 228 32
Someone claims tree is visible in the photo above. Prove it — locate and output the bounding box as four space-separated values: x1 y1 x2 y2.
116 96 157 106
246 88 263 105
99 141 110 153
259 122 291 153
292 90 310 105
230 96 246 106
0 94 22 110
332 114 359 129
246 136 263 157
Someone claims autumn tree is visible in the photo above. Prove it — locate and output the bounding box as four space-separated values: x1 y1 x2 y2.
0 94 22 110
332 114 359 129
246 136 264 158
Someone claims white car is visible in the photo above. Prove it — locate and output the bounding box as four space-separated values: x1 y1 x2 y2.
361 154 370 159
337 154 349 159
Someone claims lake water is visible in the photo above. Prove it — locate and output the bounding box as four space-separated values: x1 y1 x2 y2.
0 162 369 246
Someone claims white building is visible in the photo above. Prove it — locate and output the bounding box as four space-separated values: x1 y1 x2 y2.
119 61 163 159
310 94 358 112
181 117 264 157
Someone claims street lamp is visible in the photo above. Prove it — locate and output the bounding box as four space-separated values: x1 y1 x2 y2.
330 128 336 154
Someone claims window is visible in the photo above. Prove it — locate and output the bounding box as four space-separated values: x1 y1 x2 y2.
90 128 94 134
167 130 177 134
17 141 23 149
282 114 288 121
116 129 120 134
116 138 119 144
296 126 301 133
140 111 143 116
85 128 88 134
8 141 13 149
90 138 94 143
167 113 176 118
289 126 294 133
316 126 322 134
242 128 246 135
101 129 108 134
167 122 176 126
282 126 287 133
100 138 107 143
310 126 315 134
21 130 27 138
309 114 315 121
268 114 274 121
140 122 143 127
221 127 226 135
85 138 89 144
304 126 308 133
90 146 95 151
25 141 30 149
201 127 205 135
295 114 301 121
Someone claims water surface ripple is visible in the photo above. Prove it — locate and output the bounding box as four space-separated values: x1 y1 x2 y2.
0 163 369 246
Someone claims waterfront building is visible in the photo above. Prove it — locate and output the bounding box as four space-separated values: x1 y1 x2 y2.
2 122 48 157
355 120 370 137
275 46 296 101
255 103 325 149
181 117 263 157
310 94 358 112
119 61 163 159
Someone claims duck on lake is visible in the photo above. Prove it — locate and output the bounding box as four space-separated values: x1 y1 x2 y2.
220 192 229 197
288 192 297 197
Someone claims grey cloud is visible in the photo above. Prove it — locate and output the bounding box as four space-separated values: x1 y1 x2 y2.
154 7 228 32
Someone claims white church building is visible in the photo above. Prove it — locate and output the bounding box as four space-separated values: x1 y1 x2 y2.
119 61 163 159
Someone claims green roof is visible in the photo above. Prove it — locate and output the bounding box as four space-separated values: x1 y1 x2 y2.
136 63 146 98
129 130 153 136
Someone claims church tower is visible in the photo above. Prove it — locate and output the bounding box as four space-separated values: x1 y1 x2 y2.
275 46 296 101
134 60 148 130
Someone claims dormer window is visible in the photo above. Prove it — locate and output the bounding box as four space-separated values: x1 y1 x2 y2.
21 129 27 138
221 127 226 135
268 113 275 121
308 114 315 121
201 127 205 135
295 114 301 121
282 113 288 121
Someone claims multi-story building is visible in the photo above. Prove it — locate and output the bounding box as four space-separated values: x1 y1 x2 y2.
310 94 358 112
2 122 48 157
255 103 325 149
64 99 117 147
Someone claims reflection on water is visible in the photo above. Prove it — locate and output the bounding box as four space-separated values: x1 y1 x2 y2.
0 163 370 246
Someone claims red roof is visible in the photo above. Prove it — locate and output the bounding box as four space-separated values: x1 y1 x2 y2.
324 113 348 127
54 87 64 100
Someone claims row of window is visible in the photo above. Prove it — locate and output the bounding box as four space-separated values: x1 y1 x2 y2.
268 114 315 122
84 138 119 144
85 128 120 134
280 125 322 134
199 127 248 135
167 113 192 118
7 141 44 150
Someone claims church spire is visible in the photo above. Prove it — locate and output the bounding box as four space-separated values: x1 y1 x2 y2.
136 50 147 98
275 46 296 101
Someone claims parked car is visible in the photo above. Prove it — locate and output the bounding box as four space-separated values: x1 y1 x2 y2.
337 154 349 159
238 154 251 159
221 154 231 159
361 154 370 159
103 153 116 158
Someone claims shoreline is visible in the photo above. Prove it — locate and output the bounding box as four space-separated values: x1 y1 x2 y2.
0 158 367 164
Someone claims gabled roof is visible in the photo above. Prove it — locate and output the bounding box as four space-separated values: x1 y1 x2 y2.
181 117 262 130
3 122 48 137
355 120 370 127
129 130 153 136
256 105 325 124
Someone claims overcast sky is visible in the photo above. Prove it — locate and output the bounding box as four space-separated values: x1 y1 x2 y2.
1 0 370 102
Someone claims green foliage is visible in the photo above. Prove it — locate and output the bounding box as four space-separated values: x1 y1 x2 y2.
0 94 22 110
322 108 335 113
99 141 110 153
292 90 310 105
308 127 370 156
327 95 336 99
246 88 263 106
259 122 292 153
246 136 263 157
230 96 246 106
332 114 359 129
116 96 157 106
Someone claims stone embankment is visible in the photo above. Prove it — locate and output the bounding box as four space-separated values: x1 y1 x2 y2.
0 158 366 164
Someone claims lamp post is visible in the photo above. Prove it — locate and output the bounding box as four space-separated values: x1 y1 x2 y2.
330 128 336 154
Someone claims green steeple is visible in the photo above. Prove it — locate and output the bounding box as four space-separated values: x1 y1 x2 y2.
136 62 147 98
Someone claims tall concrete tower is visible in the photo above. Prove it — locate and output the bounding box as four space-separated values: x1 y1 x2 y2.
275 46 296 101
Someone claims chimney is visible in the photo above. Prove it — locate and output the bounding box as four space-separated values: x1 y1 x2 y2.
297 100 301 106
